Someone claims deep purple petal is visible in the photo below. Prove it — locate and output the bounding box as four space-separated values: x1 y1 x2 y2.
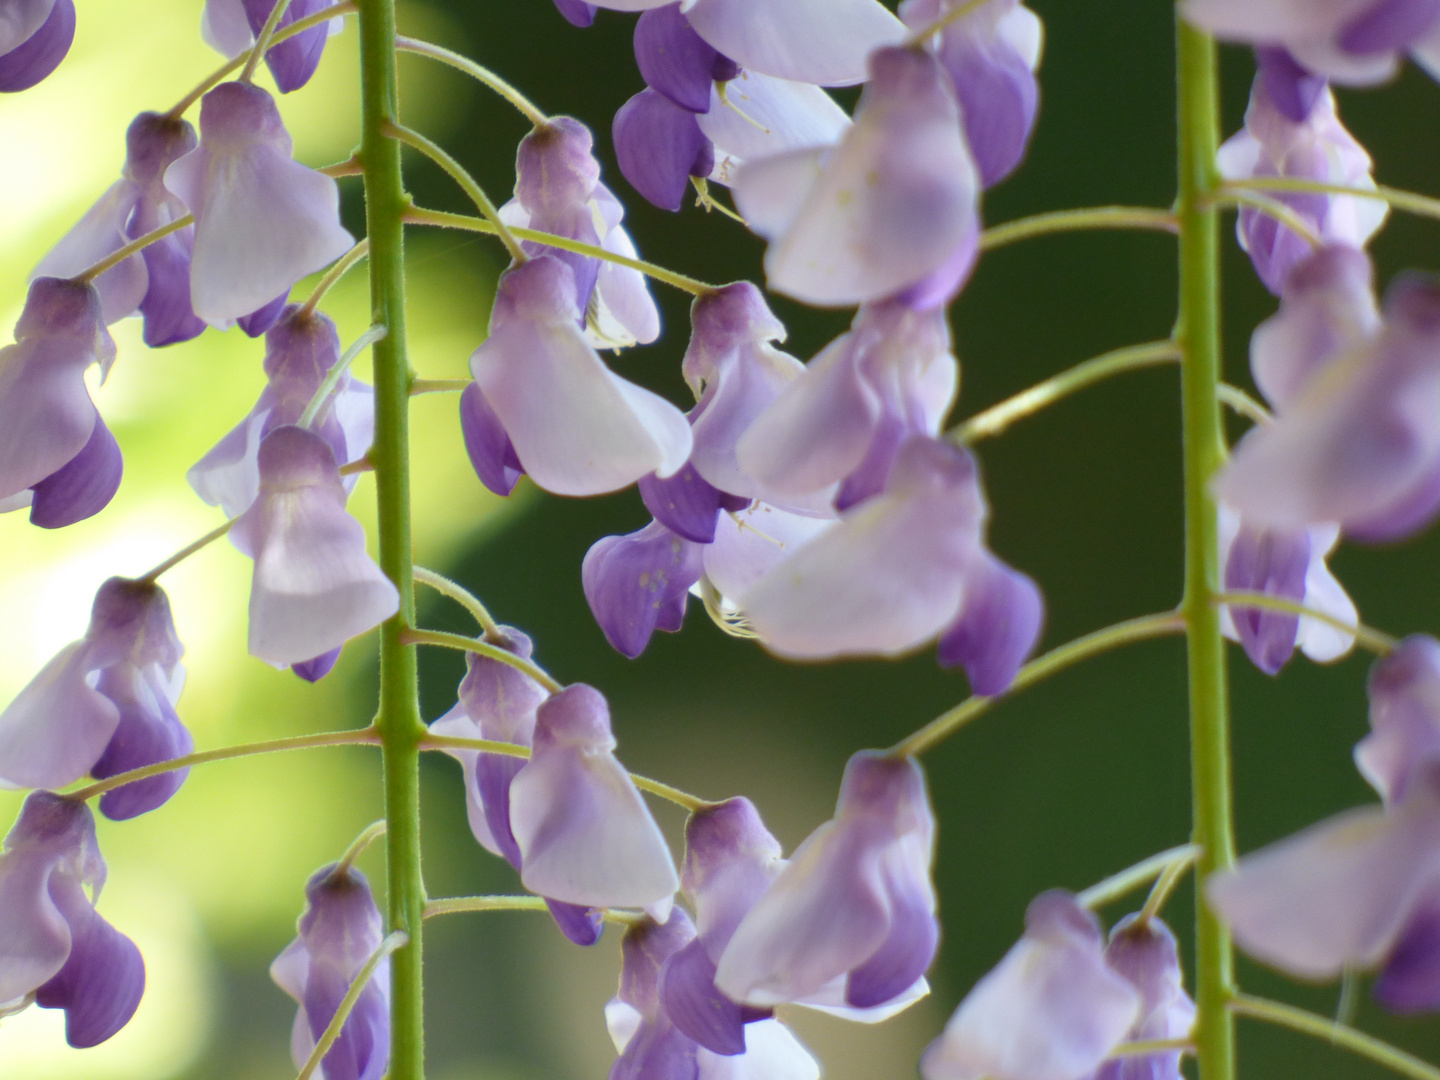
90 681 193 822
242 0 333 92
844 859 939 1008
34 876 145 1048
292 647 341 682
1375 897 1440 1012
889 231 979 312
553 0 597 26
238 291 290 337
639 463 724 543
546 898 605 946
936 556 1045 696
306 965 388 1080
138 231 207 347
614 89 714 213
1256 47 1326 122
582 523 705 658
611 1019 700 1080
0 0 73 93
477 752 525 867
460 382 524 497
1340 0 1440 55
660 936 749 1055
29 414 123 530
635 4 724 113
1224 519 1310 675
939 31 1039 188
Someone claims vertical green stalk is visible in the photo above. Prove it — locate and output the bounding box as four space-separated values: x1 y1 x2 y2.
1176 15 1236 1080
355 0 426 1076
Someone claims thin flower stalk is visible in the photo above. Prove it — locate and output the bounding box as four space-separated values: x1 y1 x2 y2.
410 378 471 395
139 519 238 584
1076 844 1201 911
402 627 563 692
1207 189 1323 249
412 566 501 637
394 36 549 128
75 216 193 284
294 930 410 1080
298 324 388 429
298 239 372 319
1211 591 1397 655
333 821 388 877
1230 995 1440 1080
979 206 1179 253
241 0 298 83
1219 178 1440 226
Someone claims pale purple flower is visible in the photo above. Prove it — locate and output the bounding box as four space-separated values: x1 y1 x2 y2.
583 521 706 659
734 47 980 307
699 501 836 612
715 751 936 1010
1216 272 1440 538
0 278 122 529
920 892 1140 1080
201 0 341 93
699 72 851 186
509 684 679 915
1216 74 1386 294
189 306 373 518
0 0 73 92
0 792 144 1047
429 631 604 945
164 82 354 327
271 864 390 1080
935 550 1045 697
502 118 661 348
1091 916 1195 1080
900 0 1043 187
1183 0 1440 86
231 425 399 666
1356 636 1440 807
553 0 597 27
467 256 691 497
1218 503 1356 675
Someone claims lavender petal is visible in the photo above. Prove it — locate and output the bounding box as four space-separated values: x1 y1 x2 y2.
28 414 123 530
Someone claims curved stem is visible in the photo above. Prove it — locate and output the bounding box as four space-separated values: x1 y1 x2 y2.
1211 590 1396 654
295 930 410 1080
410 378 471 395
979 206 1178 252
423 895 549 918
138 519 236 584
320 156 366 178
75 216 192 284
332 820 388 877
394 37 548 127
1139 851 1196 923
167 2 357 118
383 121 527 262
402 628 562 692
299 239 371 319
1206 189 1322 248
299 323 388 429
1107 1038 1195 1059
888 611 1187 758
1230 995 1440 1080
241 0 297 83
412 567 500 637
67 728 379 802
404 205 717 296
1077 843 1200 911
1217 383 1271 426
951 340 1180 444
1220 177 1440 224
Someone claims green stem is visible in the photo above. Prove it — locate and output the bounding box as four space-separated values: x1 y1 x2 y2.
422 895 550 919
296 930 410 1080
411 567 501 637
1219 178 1440 224
951 339 1180 444
138 518 236 584
1075 843 1200 911
299 323 388 429
332 820 388 877
394 37 549 127
76 216 193 284
355 0 426 1073
1230 995 1440 1080
241 0 297 84
1211 590 1396 655
299 239 372 319
410 378 471 395
979 206 1178 252
1107 1037 1195 1059
1205 189 1322 248
1176 17 1236 1080
887 612 1186 758
1217 383 1271 425
402 627 563 692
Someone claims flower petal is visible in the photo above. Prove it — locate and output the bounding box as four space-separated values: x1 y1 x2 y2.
683 0 906 85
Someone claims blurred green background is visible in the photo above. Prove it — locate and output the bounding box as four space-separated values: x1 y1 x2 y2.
2 0 1439 1077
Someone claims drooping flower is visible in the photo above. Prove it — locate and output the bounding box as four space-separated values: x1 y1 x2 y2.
583 521 707 659
899 0 1044 188
1183 0 1440 86
0 0 73 92
502 118 661 348
1356 636 1440 807
0 792 144 1047
271 863 390 1080
189 305 373 518
231 425 399 667
164 81 354 327
734 47 981 307
715 751 937 1010
466 256 691 497
509 684 679 915
201 0 343 93
1216 72 1386 294
0 278 122 529
919 892 1140 1080
430 631 605 946
1092 915 1196 1080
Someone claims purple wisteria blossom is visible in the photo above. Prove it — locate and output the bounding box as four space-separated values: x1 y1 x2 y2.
231 425 399 667
430 631 606 945
608 910 820 1080
0 793 144 1047
0 278 122 529
189 306 373 518
164 82 354 328
1216 72 1386 294
465 256 691 497
734 47 981 307
1093 916 1195 1080
501 118 661 348
900 0 1044 188
201 0 343 93
553 0 597 27
715 751 937 1011
1358 635 1440 805
0 578 189 820
509 684 679 917
271 864 390 1080
699 72 851 186
0 0 73 92
584 521 707 658
1183 0 1440 86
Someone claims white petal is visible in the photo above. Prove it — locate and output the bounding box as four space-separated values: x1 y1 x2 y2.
699 72 851 175
1297 526 1357 663
0 0 55 54
698 1019 820 1080
731 148 828 241
31 181 148 326
0 850 71 1003
187 407 269 518
703 503 834 603
200 0 253 57
796 974 929 1022
0 642 118 791
684 0 906 86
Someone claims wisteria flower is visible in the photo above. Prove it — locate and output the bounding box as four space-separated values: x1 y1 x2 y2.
0 278 122 529
466 256 691 497
715 751 937 1010
231 425 399 666
1356 636 1440 807
583 521 707 659
0 792 144 1047
164 81 354 327
1217 73 1386 294
509 684 679 915
733 47 981 307
189 306 373 518
920 891 1140 1080
1093 915 1196 1080
699 71 851 186
201 0 343 93
271 863 390 1080
0 0 73 92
